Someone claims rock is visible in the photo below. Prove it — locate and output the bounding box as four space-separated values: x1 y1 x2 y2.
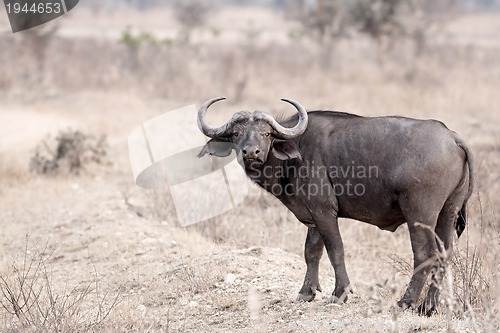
224 273 237 284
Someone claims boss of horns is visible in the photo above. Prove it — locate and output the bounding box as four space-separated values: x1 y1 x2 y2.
197 97 308 140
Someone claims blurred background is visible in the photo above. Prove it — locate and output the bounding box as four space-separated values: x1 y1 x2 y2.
1 0 500 102
0 1 498 332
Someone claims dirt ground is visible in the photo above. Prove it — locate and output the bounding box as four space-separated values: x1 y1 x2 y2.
0 89 497 332
0 5 499 333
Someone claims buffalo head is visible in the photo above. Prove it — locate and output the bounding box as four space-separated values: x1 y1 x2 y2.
197 97 308 169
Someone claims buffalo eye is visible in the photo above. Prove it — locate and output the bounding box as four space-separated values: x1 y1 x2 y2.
262 133 271 137
232 132 240 138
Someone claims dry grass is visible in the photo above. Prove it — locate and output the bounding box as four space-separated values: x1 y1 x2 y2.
0 6 498 332
0 237 119 332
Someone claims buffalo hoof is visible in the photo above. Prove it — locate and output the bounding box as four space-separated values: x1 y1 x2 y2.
297 293 315 302
396 299 415 311
328 293 349 304
297 285 320 302
328 295 342 304
417 303 437 317
328 287 352 304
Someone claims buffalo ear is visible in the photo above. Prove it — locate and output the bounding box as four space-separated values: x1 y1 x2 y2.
271 140 302 161
198 139 234 158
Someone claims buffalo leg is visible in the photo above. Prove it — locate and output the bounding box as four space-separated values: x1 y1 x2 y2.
315 215 351 304
397 219 439 310
297 226 324 301
418 208 456 316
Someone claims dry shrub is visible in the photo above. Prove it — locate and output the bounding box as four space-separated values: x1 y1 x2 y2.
29 129 108 176
452 195 499 331
172 0 211 43
0 238 119 332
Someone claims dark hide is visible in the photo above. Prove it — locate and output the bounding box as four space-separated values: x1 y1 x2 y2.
199 110 474 316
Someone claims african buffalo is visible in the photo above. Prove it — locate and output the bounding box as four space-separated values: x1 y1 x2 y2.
197 97 474 316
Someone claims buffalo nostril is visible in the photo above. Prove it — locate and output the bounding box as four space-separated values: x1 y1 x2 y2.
255 149 260 154
242 149 247 155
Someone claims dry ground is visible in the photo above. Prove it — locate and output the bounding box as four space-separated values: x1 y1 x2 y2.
0 6 499 333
